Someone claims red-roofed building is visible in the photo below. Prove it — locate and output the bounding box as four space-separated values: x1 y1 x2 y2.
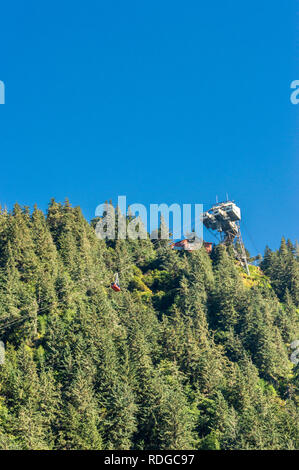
171 239 213 254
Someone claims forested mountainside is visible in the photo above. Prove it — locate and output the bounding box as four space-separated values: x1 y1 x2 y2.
0 200 298 450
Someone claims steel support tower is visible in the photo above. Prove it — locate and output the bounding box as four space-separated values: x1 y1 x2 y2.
202 201 250 275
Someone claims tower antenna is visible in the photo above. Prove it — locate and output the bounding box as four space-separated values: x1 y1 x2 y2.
202 200 250 276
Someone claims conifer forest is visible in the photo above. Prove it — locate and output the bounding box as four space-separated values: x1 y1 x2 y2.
0 200 298 450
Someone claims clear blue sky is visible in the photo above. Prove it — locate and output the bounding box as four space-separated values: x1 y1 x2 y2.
0 1 298 254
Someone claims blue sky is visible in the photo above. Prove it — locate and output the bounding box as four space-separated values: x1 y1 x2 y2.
0 1 298 254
